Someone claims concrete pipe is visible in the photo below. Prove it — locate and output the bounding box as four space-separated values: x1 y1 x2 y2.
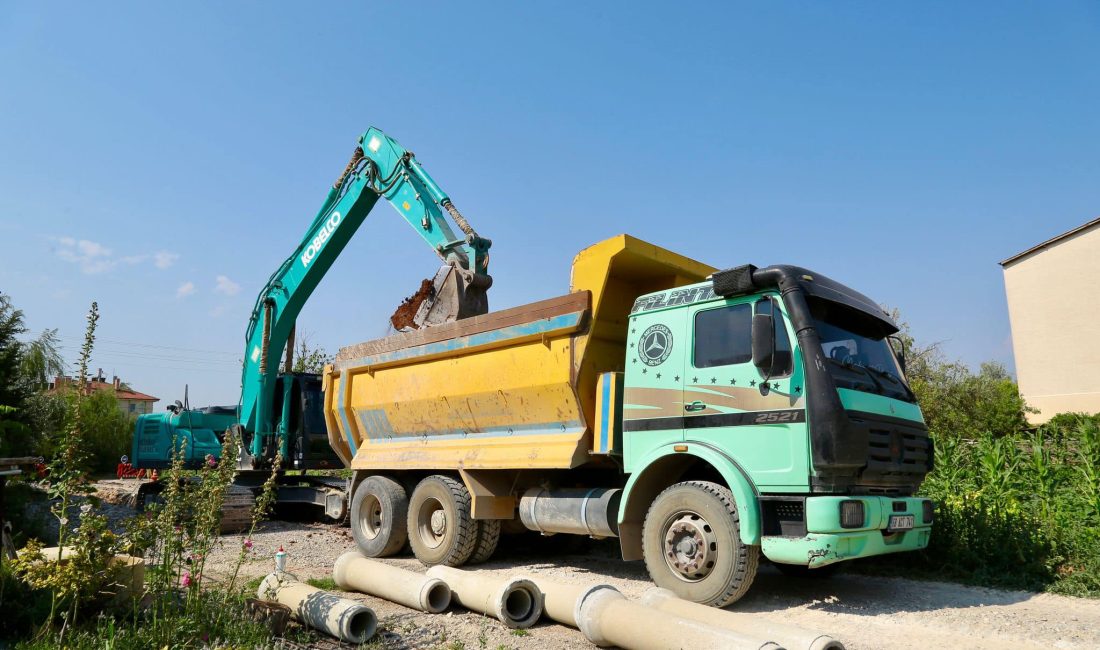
258 573 376 644
575 585 783 650
426 566 544 629
641 588 844 650
527 576 609 627
332 552 451 614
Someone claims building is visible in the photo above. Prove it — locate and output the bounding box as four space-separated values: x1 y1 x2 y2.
50 371 160 416
1001 217 1100 424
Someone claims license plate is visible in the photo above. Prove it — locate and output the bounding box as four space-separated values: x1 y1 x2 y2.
887 514 915 532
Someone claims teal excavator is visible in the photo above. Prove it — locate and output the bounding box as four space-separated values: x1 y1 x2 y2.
131 128 492 521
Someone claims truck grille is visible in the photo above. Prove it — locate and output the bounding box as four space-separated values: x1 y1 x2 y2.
867 427 930 475
848 412 933 493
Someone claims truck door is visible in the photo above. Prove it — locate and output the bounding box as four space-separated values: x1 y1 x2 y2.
622 304 688 461
683 295 808 488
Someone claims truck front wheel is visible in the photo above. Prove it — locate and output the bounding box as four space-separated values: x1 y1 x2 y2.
642 480 759 607
407 475 478 567
351 475 408 558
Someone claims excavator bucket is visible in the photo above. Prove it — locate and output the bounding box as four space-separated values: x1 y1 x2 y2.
389 265 490 330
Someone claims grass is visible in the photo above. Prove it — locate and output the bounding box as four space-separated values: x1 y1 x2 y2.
860 416 1100 598
306 576 339 591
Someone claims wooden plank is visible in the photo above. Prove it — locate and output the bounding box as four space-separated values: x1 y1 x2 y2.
336 291 591 362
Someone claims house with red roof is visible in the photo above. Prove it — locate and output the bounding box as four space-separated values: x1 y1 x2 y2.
50 370 159 416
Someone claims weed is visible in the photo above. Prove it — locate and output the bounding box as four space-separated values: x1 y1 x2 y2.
307 576 339 591
510 628 529 637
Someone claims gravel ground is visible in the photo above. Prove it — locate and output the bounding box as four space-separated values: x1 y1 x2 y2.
20 482 1100 649
200 519 1100 650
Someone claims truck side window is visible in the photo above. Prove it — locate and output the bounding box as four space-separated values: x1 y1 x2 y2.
755 298 794 377
694 304 752 368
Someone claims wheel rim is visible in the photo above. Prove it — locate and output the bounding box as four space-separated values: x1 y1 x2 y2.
359 494 383 541
662 510 718 582
416 496 447 550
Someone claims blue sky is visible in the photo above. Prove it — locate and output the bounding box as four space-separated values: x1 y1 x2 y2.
1 2 1097 407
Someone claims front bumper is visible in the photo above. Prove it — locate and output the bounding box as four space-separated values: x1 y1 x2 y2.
761 495 933 568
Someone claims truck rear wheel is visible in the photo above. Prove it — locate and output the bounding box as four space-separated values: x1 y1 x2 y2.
467 519 501 564
351 475 408 558
642 480 759 607
407 475 478 566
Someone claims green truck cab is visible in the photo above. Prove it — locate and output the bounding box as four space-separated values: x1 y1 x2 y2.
617 264 932 604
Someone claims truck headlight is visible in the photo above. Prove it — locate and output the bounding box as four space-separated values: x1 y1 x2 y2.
840 500 864 529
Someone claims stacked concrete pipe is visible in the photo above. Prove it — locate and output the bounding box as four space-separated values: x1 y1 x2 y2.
332 552 451 613
258 573 377 644
426 565 544 629
576 585 784 650
641 588 844 650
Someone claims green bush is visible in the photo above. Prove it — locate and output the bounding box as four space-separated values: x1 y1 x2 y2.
75 390 133 474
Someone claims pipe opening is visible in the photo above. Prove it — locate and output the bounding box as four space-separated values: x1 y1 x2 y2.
504 588 534 622
425 582 451 613
346 608 377 643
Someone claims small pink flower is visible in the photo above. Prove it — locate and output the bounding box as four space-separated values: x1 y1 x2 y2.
181 571 192 588
205 455 217 468
243 539 254 551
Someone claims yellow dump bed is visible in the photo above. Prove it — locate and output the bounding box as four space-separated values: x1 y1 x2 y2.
323 234 715 471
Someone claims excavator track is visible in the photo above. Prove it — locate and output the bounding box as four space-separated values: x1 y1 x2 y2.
220 484 256 534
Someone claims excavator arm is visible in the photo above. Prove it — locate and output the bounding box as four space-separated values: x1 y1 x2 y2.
238 127 491 465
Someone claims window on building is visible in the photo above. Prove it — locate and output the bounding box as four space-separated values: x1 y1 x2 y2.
129 403 136 413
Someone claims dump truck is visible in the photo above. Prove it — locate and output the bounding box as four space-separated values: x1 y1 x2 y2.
326 234 934 606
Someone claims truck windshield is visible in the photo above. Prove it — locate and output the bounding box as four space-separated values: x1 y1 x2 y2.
812 308 913 403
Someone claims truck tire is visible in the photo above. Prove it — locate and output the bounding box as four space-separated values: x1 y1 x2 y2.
467 519 501 564
642 480 759 607
407 475 478 567
351 475 408 558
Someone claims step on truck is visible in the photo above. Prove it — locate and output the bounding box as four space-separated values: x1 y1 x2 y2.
326 234 934 606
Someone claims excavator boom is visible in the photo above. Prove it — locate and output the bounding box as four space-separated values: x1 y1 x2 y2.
234 127 491 465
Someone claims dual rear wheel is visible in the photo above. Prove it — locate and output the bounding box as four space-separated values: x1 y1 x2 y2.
350 474 499 566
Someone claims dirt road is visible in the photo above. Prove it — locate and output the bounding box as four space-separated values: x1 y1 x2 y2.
202 520 1100 650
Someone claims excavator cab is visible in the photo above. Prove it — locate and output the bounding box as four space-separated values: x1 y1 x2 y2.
271 373 344 470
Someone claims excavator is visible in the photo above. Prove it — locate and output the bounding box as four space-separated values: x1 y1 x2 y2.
131 127 492 524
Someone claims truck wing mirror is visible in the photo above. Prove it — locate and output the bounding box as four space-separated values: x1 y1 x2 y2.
752 312 776 375
888 335 907 373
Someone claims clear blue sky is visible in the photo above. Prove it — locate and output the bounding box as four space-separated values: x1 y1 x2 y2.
2 2 1097 407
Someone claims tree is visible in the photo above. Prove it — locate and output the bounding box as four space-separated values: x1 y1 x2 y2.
888 307 1031 438
77 389 132 473
282 332 333 374
0 292 33 456
19 328 65 390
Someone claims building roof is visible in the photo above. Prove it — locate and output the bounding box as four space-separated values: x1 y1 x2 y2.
1000 216 1100 267
50 376 159 402
86 379 159 402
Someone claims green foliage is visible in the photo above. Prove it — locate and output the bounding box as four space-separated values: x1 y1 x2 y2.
0 292 33 457
74 390 132 474
871 308 1099 596
5 301 303 648
19 329 64 391
286 332 334 374
888 309 1031 438
870 418 1100 596
306 576 338 591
